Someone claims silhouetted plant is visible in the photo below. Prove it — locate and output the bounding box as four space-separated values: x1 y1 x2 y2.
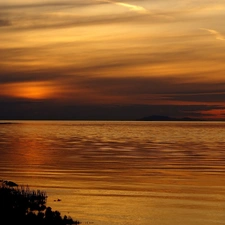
0 180 80 225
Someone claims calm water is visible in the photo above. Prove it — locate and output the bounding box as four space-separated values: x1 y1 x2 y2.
0 120 225 225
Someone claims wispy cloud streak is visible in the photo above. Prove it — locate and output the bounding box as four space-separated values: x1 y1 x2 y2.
200 28 225 41
103 0 148 13
115 2 147 13
0 0 100 9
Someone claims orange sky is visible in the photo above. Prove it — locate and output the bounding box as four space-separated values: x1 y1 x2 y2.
0 0 225 120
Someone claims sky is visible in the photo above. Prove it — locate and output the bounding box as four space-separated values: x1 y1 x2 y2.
0 0 225 120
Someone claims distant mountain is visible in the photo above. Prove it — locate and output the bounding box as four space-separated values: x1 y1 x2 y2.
137 115 202 121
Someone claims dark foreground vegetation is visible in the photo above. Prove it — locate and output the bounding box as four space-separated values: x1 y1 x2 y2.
0 180 80 225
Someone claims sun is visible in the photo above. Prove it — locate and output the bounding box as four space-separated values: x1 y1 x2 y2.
16 84 49 99
1 81 55 100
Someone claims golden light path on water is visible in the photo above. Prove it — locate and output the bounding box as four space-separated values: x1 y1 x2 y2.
0 121 225 225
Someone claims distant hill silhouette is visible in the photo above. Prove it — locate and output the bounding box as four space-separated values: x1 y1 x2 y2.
137 115 202 121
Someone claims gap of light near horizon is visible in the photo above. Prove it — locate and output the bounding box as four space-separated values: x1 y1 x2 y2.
0 0 225 120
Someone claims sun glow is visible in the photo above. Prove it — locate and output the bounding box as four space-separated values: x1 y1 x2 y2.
1 82 56 100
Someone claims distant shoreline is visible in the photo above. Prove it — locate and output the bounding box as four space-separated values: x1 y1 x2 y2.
0 115 225 122
137 115 202 121
0 119 225 122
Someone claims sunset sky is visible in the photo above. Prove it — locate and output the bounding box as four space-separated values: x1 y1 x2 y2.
0 0 225 120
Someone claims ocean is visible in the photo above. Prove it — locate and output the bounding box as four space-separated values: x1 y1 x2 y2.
0 120 225 225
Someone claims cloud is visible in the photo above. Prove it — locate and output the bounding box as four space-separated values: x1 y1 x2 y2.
112 1 148 13
0 9 152 32
32 72 225 106
2 62 225 106
0 0 101 9
0 0 184 32
0 71 59 84
13 13 149 30
0 19 11 27
200 28 225 41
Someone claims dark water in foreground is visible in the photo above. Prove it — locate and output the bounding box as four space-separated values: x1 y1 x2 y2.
0 121 225 225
